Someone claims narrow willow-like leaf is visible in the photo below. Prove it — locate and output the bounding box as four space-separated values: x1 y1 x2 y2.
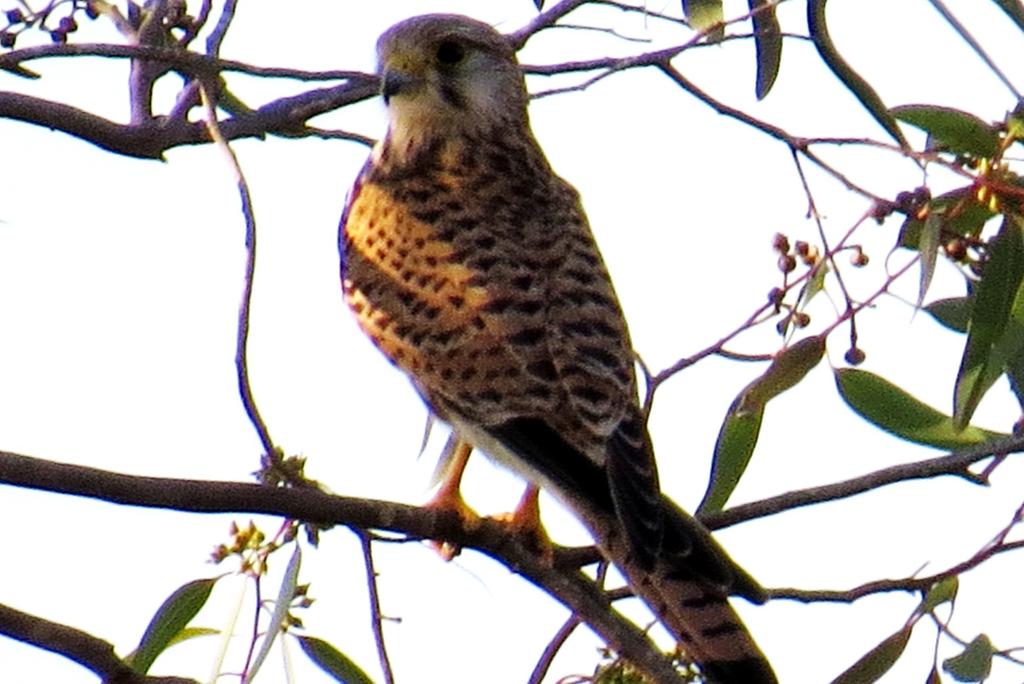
943 634 994 681
954 215 1024 428
749 0 782 99
925 296 972 334
830 626 912 684
807 0 907 147
892 104 1000 158
918 212 942 308
1004 345 1024 411
131 578 218 674
247 545 303 681
698 402 763 515
799 262 829 308
835 369 1005 449
737 336 826 414
297 636 377 684
699 336 824 513
682 0 724 40
990 0 1024 35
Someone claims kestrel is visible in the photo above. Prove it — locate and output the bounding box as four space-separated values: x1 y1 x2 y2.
340 14 776 684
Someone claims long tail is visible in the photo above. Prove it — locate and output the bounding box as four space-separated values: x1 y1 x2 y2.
592 499 778 684
486 416 776 682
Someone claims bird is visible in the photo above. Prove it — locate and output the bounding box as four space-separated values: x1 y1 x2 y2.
339 14 777 684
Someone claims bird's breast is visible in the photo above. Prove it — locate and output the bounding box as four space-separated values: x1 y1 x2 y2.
341 179 494 375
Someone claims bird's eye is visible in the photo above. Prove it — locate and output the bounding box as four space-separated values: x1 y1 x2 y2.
436 40 466 66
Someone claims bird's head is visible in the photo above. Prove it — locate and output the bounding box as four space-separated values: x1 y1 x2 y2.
375 14 529 150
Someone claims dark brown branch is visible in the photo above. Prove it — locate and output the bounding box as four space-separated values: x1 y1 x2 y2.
703 434 1024 530
768 504 1024 604
0 80 376 158
0 602 197 684
129 0 174 124
0 451 685 684
0 43 370 82
509 0 594 49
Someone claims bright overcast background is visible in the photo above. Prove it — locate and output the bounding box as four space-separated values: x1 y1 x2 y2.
2 1 1023 683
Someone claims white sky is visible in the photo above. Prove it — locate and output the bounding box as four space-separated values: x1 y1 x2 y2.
2 1 1024 683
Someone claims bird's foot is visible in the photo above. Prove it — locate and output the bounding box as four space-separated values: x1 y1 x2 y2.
423 457 481 561
491 485 554 566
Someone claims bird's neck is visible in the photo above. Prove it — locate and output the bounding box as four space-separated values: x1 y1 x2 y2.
373 119 543 177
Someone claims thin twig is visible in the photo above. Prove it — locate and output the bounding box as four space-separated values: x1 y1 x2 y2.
650 301 774 390
768 504 1024 603
200 81 275 454
656 62 884 201
181 0 213 47
241 576 264 683
704 434 1024 529
790 149 857 326
509 0 593 49
926 0 1022 100
527 615 582 684
0 42 372 82
356 530 396 684
205 0 238 58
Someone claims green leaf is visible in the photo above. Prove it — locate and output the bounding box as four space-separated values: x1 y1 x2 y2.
954 215 1024 428
1004 343 1024 411
749 0 782 99
919 576 959 615
943 634 994 681
830 626 912 684
736 336 827 414
699 336 824 513
892 104 1001 158
247 544 303 681
918 212 942 308
799 262 829 308
682 0 724 40
297 636 377 684
1007 104 1024 143
925 296 972 334
807 0 907 147
698 401 763 515
131 578 218 674
172 625 218 641
835 368 1006 449
990 0 1024 36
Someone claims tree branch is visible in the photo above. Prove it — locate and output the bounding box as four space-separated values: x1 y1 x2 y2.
704 434 1024 530
0 42 370 82
0 602 197 684
768 503 1024 604
508 0 594 49
0 80 376 158
0 450 686 684
4 431 1020 682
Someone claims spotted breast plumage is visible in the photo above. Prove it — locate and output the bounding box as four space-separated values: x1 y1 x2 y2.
340 14 776 684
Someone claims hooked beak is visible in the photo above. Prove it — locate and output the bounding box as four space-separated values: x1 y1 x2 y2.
381 69 421 104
